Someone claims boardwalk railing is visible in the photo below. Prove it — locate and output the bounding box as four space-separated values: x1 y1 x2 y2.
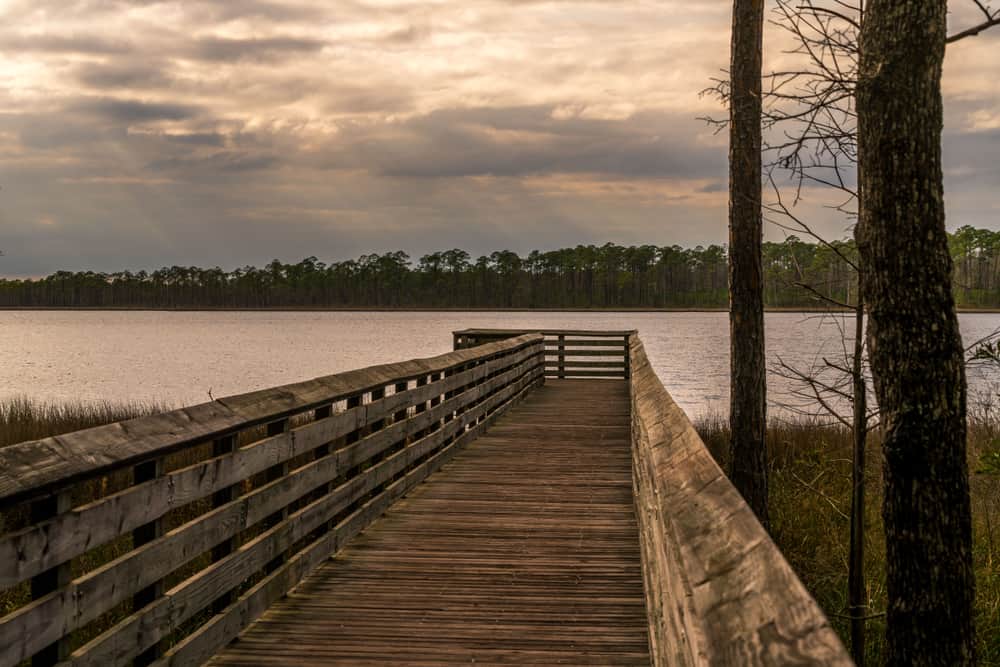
1 328 852 667
454 328 633 379
628 334 851 665
0 334 544 667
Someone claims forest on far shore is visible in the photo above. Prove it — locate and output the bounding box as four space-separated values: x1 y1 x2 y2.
2 224 998 309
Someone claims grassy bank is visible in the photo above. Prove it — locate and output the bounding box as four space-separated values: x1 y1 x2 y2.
1 396 996 663
696 414 1000 665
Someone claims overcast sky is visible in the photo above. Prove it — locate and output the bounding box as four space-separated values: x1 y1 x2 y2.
1 0 997 276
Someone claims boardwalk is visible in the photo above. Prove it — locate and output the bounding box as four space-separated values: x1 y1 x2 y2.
209 380 650 666
0 330 851 666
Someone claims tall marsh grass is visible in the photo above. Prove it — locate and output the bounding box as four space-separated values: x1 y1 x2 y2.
695 413 1000 665
0 395 169 448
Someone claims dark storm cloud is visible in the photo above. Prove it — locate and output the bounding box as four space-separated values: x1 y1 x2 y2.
186 36 327 63
0 33 133 55
75 62 172 89
182 0 332 23
70 98 202 123
162 132 228 147
147 152 279 175
328 107 725 181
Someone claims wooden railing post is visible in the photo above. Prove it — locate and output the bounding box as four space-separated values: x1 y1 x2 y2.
264 418 290 573
429 372 442 434
133 457 165 665
210 434 239 615
412 375 428 442
623 334 631 379
557 334 566 378
29 491 72 666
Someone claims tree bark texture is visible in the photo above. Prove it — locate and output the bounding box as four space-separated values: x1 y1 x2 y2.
728 0 769 529
849 300 867 666
856 1 976 664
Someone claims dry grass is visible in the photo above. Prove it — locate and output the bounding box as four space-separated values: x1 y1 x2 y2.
0 394 170 449
696 413 1000 665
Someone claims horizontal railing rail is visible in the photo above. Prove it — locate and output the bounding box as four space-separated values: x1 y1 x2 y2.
0 334 545 667
627 333 853 665
453 328 635 379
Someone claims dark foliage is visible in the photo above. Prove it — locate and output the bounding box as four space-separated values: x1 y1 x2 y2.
1 229 996 309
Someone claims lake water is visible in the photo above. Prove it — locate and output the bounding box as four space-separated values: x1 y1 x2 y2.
2 310 999 419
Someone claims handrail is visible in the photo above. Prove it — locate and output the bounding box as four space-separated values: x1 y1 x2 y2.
628 333 852 665
0 335 542 506
453 328 635 379
453 328 637 337
0 334 545 667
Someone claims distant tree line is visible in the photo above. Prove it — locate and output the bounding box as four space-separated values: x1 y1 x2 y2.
1 226 997 309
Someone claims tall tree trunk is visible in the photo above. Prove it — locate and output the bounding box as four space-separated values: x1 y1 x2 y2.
728 0 768 528
856 1 976 664
849 298 867 666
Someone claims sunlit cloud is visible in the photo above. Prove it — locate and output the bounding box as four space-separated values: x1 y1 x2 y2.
0 0 996 275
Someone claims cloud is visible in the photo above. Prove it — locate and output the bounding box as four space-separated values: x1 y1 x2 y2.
70 98 202 123
75 62 173 89
0 33 133 55
147 151 279 175
329 106 726 181
186 36 327 63
0 0 996 276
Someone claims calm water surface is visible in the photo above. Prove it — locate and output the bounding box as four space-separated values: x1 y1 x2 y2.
2 311 999 418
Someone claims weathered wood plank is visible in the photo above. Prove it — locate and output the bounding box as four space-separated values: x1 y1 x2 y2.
545 370 627 378
0 358 543 666
0 345 541 589
628 336 851 666
544 339 628 348
68 366 543 667
545 361 628 369
160 373 540 667
546 348 627 355
0 335 543 506
205 379 646 667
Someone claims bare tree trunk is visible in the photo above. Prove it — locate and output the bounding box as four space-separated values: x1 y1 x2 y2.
849 298 867 665
856 1 976 663
728 0 768 528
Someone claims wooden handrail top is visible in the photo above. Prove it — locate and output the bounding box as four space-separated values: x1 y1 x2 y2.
0 333 543 506
454 328 637 337
628 334 852 665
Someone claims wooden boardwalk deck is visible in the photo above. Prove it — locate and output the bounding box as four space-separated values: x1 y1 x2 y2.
208 379 650 666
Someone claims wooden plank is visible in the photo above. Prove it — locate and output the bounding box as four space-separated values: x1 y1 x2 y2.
0 360 543 666
545 349 627 358
0 345 542 589
69 366 543 667
545 361 629 369
0 335 544 506
544 340 628 348
628 336 851 665
206 379 647 667
162 384 532 667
